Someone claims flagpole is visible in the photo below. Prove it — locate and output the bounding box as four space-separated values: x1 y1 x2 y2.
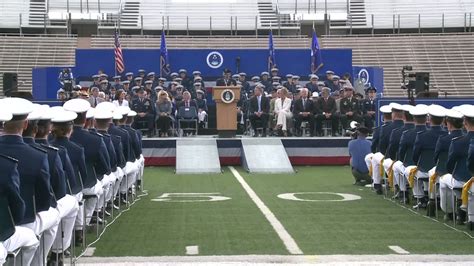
114 25 118 77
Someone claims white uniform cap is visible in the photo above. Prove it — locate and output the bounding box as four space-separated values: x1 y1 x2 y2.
446 108 463 119
96 102 116 113
127 111 137 117
51 110 78 123
0 97 35 116
410 105 428 116
401 104 414 113
63 99 91 113
390 102 403 111
427 104 447 117
311 92 319 98
458 105 474 118
112 111 123 120
49 106 64 113
416 104 428 109
452 104 472 113
379 105 392 114
86 108 95 119
94 108 113 120
117 106 131 116
0 110 13 122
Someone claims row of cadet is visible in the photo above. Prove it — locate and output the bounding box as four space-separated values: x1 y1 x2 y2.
0 97 145 265
58 68 353 103
361 103 474 226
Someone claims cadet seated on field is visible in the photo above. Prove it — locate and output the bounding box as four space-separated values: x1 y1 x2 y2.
348 126 372 186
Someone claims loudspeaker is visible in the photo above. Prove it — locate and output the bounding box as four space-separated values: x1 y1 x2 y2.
3 73 18 97
414 72 429 95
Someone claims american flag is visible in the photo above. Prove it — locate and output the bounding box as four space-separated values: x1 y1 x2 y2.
114 30 125 74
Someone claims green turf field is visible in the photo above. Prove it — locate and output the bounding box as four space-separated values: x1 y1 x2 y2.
90 166 474 257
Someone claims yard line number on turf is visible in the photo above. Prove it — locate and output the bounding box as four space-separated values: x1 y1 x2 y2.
277 192 361 202
151 193 231 202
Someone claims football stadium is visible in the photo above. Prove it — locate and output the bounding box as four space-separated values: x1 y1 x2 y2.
1 0 474 265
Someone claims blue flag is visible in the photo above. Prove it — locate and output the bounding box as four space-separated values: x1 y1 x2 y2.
268 31 276 72
311 29 323 74
160 31 170 77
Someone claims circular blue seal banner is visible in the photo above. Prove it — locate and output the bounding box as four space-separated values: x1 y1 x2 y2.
207 51 224 69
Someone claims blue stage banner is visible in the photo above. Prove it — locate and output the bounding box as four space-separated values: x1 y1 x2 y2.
74 48 352 80
34 48 353 100
375 98 474 126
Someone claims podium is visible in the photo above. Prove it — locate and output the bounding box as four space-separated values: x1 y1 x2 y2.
212 86 241 138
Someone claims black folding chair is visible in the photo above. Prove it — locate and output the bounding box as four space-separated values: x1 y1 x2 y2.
177 106 198 137
0 196 22 266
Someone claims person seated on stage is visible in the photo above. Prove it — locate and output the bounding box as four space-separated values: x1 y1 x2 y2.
323 70 334 87
339 86 361 131
216 68 237 87
283 74 293 89
177 91 198 135
361 87 377 130
439 105 474 224
113 89 129 107
314 87 339 137
327 75 340 93
348 126 372 185
274 87 292 137
410 105 448 209
293 88 314 137
0 110 40 266
88 87 105 108
249 86 270 137
305 74 319 93
236 90 249 134
195 89 208 128
131 88 155 137
260 72 272 93
272 76 282 85
465 137 474 224
155 91 173 137
178 69 191 90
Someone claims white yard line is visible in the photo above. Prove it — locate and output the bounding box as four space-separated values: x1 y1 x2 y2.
388 245 410 254
228 166 303 255
185 246 199 255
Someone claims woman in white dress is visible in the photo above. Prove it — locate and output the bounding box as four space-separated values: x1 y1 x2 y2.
113 90 129 107
274 87 292 136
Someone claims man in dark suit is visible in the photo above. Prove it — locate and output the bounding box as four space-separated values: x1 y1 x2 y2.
177 91 198 135
248 86 270 137
305 75 319 93
340 86 361 130
131 88 155 137
216 69 237 87
293 88 314 137
314 87 339 136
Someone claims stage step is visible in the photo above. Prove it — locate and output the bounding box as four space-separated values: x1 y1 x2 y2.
241 138 294 174
176 139 221 174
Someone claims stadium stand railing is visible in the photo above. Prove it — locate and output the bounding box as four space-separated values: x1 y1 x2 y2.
321 33 474 97
90 35 310 49
0 34 77 94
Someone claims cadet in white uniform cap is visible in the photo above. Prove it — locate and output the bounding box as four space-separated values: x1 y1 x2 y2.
0 108 40 266
425 108 465 215
32 106 80 264
126 110 144 184
63 99 110 226
0 98 60 266
394 105 429 204
439 105 474 222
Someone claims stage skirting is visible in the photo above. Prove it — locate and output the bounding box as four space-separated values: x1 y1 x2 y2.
143 137 350 166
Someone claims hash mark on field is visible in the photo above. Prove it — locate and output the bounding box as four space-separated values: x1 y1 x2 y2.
83 247 96 257
389 245 410 254
186 245 199 255
228 166 303 255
